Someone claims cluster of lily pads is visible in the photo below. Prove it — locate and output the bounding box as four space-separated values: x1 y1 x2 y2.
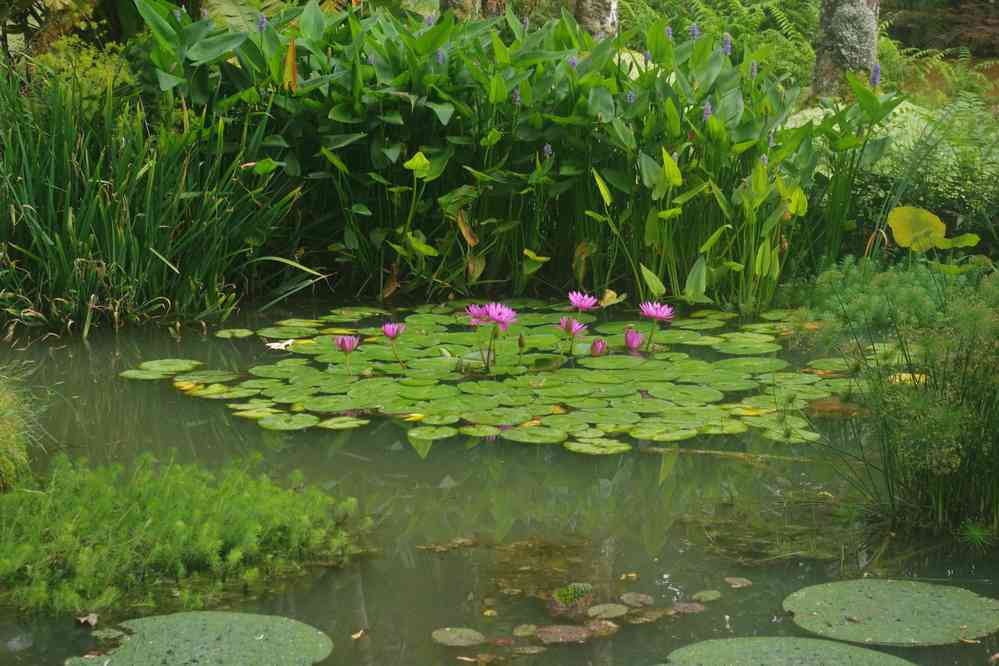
429 577 999 665
122 297 861 456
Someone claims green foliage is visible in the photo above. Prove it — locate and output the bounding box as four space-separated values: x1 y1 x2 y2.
127 1 876 314
0 378 30 492
0 65 302 332
30 36 134 116
813 262 999 534
0 454 365 613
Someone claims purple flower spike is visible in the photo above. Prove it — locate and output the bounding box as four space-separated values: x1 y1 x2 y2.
639 301 675 322
335 335 360 354
568 290 599 312
689 23 700 39
703 101 713 122
173 9 183 21
590 338 608 356
568 55 578 69
512 87 522 106
643 50 652 63
542 143 554 159
256 13 268 32
870 62 881 87
625 327 644 352
436 48 446 65
626 90 637 104
665 25 673 41
722 32 732 56
761 154 769 167
768 130 776 148
382 322 405 340
424 13 435 26
750 60 759 79
558 316 587 338
367 54 376 65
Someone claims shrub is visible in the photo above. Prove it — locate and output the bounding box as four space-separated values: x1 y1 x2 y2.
0 454 367 613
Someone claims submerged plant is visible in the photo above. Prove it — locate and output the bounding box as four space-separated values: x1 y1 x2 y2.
639 301 674 351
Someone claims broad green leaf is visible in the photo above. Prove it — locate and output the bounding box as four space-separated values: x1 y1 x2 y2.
886 206 946 252
661 147 682 187
592 169 613 207
640 263 666 298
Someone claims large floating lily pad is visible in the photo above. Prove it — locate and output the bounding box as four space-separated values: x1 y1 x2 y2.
138 358 202 374
257 413 320 431
120 369 170 380
501 427 568 444
587 603 630 619
535 625 591 644
431 627 486 647
783 579 999 646
66 611 332 665
665 637 916 665
215 328 255 339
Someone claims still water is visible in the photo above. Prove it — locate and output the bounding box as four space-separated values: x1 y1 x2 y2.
1 305 997 665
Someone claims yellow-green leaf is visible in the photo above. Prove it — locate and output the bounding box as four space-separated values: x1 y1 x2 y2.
661 147 682 187
592 169 613 207
887 206 946 252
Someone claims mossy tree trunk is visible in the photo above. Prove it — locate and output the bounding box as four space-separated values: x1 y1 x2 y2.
813 0 879 96
571 0 618 39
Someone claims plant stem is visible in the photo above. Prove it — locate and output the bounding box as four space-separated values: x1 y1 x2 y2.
646 321 657 352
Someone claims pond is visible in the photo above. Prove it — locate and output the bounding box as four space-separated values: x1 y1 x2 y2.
2 300 998 665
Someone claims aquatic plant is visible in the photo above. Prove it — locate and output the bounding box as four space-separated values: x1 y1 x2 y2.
0 455 365 613
0 375 30 492
624 327 644 353
558 316 587 355
335 335 361 375
568 291 599 313
590 338 608 357
639 301 674 351
382 322 407 369
467 302 518 372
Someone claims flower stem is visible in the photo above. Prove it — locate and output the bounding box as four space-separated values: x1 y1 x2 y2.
391 341 407 370
646 321 657 352
345 353 352 377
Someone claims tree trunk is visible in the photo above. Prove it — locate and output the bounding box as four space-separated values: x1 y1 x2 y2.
812 0 879 96
573 0 618 39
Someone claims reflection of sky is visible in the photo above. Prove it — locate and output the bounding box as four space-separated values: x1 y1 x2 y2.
3 306 997 665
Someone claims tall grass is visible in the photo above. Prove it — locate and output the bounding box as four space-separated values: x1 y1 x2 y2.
0 64 301 333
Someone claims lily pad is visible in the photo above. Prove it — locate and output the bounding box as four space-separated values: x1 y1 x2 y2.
783 579 999 646
691 590 721 602
587 603 630 619
585 619 620 638
564 439 632 455
256 326 319 339
672 601 705 614
665 637 917 665
500 427 568 444
65 611 332 665
317 416 370 430
620 592 655 608
257 413 320 431
809 357 853 372
138 358 202 374
408 426 458 441
120 369 170 380
431 627 486 647
215 328 255 339
512 624 538 638
175 370 240 384
711 341 783 355
535 625 591 645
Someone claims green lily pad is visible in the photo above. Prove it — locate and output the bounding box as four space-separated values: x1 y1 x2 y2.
648 384 725 404
664 637 916 665
587 603 630 619
215 328 255 339
65 612 332 666
232 407 284 420
257 413 320 431
714 357 790 374
459 424 502 437
120 369 170 380
431 627 486 647
256 326 320 339
809 357 853 372
783 579 999 646
501 427 568 444
138 359 203 374
564 439 632 455
711 341 783 355
317 416 370 430
759 309 795 321
760 428 820 443
535 625 592 645
691 590 722 602
672 318 725 330
578 355 648 370
408 426 458 441
174 370 240 384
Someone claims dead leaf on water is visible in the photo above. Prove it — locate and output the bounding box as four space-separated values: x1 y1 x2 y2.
351 628 367 640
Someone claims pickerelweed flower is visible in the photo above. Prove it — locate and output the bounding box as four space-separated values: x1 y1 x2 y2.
768 130 776 148
750 60 759 79
870 62 881 87
568 290 599 312
665 25 673 40
424 13 435 26
639 301 674 352
511 87 522 106
761 154 769 167
366 54 376 65
436 48 446 65
173 8 183 21
722 32 732 56
689 23 701 39
625 327 644 353
256 13 268 32
568 56 578 69
542 143 554 159
703 101 713 122
590 338 608 357
335 335 360 375
626 90 637 104
559 317 587 337
643 50 652 64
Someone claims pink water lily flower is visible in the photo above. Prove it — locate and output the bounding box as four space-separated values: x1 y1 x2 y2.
558 316 587 337
382 322 406 339
465 303 489 327
335 335 360 353
639 301 675 322
590 338 608 356
568 290 599 312
625 327 644 352
466 302 518 332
